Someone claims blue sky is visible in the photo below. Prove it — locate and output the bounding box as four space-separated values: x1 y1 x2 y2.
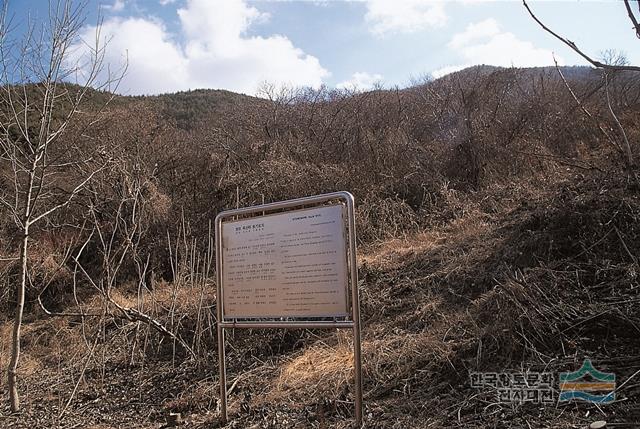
8 0 640 95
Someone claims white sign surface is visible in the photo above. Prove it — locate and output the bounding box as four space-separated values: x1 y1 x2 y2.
221 204 348 318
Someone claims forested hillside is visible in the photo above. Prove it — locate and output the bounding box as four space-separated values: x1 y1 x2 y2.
1 65 639 428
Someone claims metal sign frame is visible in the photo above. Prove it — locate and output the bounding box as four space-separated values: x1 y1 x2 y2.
215 191 363 427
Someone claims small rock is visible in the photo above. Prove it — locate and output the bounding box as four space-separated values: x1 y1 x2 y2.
590 421 607 429
166 412 183 426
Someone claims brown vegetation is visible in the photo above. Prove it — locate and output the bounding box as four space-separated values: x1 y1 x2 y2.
0 62 639 428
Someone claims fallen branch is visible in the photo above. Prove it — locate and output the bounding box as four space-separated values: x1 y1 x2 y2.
614 226 640 268
108 296 197 360
72 255 197 360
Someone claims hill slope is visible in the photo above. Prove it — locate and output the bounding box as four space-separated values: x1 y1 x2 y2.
0 65 639 428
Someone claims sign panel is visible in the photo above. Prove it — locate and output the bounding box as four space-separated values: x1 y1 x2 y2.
221 204 348 318
215 192 362 426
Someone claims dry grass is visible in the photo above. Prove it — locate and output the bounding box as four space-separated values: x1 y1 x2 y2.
359 208 492 271
266 340 354 404
145 280 216 314
1 167 638 428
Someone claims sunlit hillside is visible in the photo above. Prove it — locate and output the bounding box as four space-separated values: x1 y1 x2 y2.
1 64 639 428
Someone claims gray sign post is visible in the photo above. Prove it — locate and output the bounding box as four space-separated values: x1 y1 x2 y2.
215 191 363 427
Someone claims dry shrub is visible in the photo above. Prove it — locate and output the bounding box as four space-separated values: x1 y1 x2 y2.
0 237 77 315
106 288 138 309
320 171 638 428
0 322 15 378
146 280 215 315
453 171 640 369
356 194 420 242
144 181 172 222
22 318 87 362
224 158 346 209
1 67 639 428
0 316 92 387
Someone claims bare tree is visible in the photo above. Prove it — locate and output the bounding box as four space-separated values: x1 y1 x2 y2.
0 0 122 412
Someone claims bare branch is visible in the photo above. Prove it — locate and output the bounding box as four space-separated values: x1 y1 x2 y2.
108 298 197 360
624 0 640 39
553 55 622 154
30 160 108 224
523 0 640 72
604 71 634 166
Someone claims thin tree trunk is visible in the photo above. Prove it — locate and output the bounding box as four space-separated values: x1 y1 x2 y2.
8 222 29 412
8 161 36 413
604 72 634 167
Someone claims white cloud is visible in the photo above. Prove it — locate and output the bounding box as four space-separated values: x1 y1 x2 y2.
432 18 562 78
69 0 329 95
103 0 125 12
365 0 447 36
449 18 500 50
159 0 177 5
336 72 383 91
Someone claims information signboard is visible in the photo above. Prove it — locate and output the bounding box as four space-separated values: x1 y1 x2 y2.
215 192 362 427
221 204 348 319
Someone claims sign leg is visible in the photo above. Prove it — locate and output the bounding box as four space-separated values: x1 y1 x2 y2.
353 322 363 428
218 324 228 424
346 193 363 428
